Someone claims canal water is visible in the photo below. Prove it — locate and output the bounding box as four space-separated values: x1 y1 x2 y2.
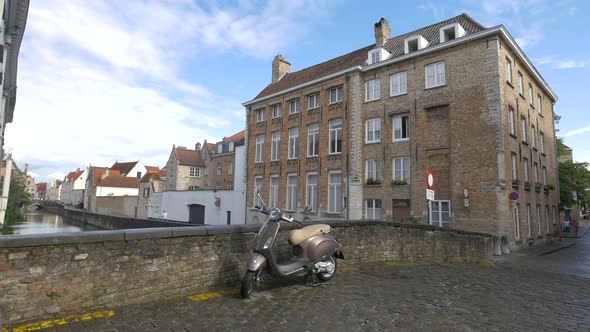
1 210 98 235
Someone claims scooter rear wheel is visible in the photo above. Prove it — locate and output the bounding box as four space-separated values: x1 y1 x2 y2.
316 255 337 282
240 270 257 299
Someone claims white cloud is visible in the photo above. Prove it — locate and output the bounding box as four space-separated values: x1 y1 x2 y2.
6 0 334 181
563 125 590 138
47 172 65 180
534 56 590 69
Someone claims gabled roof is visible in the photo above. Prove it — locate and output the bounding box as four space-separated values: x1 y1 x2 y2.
110 161 139 176
251 14 485 100
97 176 139 188
175 148 205 167
224 130 245 142
207 143 216 152
66 170 84 183
139 171 165 183
145 166 160 173
89 166 108 186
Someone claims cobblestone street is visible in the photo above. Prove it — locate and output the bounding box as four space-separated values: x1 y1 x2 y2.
7 228 590 332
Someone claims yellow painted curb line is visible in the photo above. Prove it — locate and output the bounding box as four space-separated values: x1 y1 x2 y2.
6 310 114 332
187 289 239 302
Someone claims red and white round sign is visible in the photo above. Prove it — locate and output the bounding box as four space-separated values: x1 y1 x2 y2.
427 171 434 189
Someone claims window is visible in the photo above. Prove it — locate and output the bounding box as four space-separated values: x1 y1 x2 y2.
269 175 279 208
272 104 281 118
254 176 263 207
288 127 299 159
143 187 150 198
271 131 280 161
228 161 233 175
366 159 382 183
406 38 418 53
552 206 557 225
518 72 524 95
365 118 381 143
505 58 512 84
514 203 520 240
307 123 319 157
523 158 529 182
393 114 410 141
393 157 411 183
137 171 142 178
329 119 342 154
511 152 518 180
255 135 264 162
329 86 342 104
521 117 527 143
533 162 539 182
531 125 536 149
542 166 547 185
366 199 382 220
369 50 380 64
425 61 446 88
217 162 222 176
365 79 381 101
308 93 320 109
430 200 450 228
529 84 534 106
256 109 265 122
537 94 543 114
190 185 199 191
228 182 233 191
439 23 465 42
536 204 542 236
286 174 298 211
545 205 550 234
508 107 515 136
289 99 300 114
404 35 427 54
306 173 318 212
526 204 531 238
540 132 545 154
190 167 200 177
328 172 342 213
390 71 407 96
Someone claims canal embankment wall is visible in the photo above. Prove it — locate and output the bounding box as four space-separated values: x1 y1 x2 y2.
0 221 493 324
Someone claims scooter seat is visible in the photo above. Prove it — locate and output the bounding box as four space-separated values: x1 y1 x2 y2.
288 224 331 245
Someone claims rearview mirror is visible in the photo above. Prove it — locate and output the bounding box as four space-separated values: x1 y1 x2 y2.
304 205 312 213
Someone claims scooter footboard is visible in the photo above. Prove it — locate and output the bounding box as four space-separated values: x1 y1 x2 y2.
247 252 267 271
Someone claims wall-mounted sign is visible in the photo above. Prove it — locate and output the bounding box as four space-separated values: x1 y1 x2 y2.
426 189 435 201
427 171 434 189
480 186 496 192
509 192 519 201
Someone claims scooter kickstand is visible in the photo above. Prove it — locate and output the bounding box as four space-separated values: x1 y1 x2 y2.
305 272 320 287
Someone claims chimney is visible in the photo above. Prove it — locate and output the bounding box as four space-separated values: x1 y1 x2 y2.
374 18 390 46
195 142 201 151
272 54 291 83
24 163 28 175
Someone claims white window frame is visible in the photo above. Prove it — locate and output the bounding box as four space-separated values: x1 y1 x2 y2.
529 84 534 106
393 114 410 141
514 203 520 240
533 162 539 183
289 99 300 114
217 162 222 176
536 204 542 236
545 205 550 234
523 158 529 182
404 35 428 54
288 127 299 159
390 71 407 96
329 119 342 154
272 104 281 118
256 109 265 122
552 206 557 225
365 78 381 102
506 57 512 84
531 124 536 148
508 107 515 136
365 118 381 143
228 161 233 175
526 204 531 238
538 94 543 114
365 159 382 183
329 86 343 104
518 72 524 95
430 200 450 227
307 123 320 157
366 199 382 220
286 174 297 211
189 167 200 178
254 176 263 207
328 171 342 214
306 172 318 212
540 132 545 154
511 152 518 180
255 135 264 163
543 166 547 185
369 50 380 64
393 157 410 183
271 131 280 161
425 61 446 88
308 93 320 109
521 117 528 143
269 175 279 208
439 23 465 42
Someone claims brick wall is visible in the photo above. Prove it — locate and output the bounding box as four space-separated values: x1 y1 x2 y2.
0 222 492 324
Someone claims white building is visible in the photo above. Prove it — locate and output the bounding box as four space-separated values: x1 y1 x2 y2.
60 169 85 205
95 176 139 197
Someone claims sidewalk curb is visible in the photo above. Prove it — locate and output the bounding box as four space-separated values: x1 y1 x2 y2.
539 243 577 256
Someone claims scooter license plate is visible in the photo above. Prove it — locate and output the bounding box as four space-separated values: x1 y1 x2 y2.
335 250 345 259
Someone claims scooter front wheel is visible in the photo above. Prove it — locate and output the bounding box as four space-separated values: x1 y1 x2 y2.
240 270 257 299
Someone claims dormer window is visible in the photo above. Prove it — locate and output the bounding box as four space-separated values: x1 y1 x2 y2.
367 48 390 65
404 36 428 54
439 23 465 43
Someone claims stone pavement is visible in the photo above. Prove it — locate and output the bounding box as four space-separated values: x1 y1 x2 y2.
6 229 590 332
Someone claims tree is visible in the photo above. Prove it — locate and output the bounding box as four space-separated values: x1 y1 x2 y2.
5 168 31 224
559 160 590 211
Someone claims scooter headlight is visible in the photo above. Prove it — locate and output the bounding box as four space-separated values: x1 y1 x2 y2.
268 207 282 221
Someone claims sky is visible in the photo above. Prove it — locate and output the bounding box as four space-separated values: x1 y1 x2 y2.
5 0 589 182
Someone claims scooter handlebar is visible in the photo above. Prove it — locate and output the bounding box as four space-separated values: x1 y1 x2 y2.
254 206 269 215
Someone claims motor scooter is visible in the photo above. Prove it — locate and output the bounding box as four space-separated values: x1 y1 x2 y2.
240 192 345 299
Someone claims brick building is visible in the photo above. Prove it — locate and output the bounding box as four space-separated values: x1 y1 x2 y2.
210 130 245 190
243 14 559 251
165 143 212 191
